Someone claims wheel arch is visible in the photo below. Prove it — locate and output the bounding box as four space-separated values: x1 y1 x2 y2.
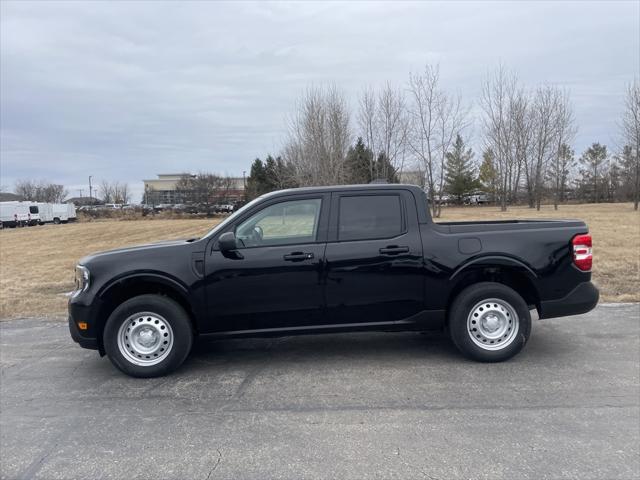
447 257 540 321
95 274 198 352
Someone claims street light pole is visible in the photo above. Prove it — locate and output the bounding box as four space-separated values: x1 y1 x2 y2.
89 176 93 203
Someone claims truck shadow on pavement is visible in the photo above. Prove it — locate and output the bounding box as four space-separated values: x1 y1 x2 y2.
177 322 576 376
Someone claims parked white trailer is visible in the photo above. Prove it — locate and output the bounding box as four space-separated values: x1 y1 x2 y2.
0 202 40 227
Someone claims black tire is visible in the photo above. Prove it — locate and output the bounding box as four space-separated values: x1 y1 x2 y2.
103 294 194 377
53 217 60 224
448 282 531 362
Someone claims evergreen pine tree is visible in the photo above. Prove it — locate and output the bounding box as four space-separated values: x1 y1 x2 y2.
578 143 607 203
375 152 399 183
444 134 477 202
246 158 268 199
344 137 374 184
479 148 498 200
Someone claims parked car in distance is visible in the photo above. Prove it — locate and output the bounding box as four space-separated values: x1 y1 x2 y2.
215 204 235 213
69 184 599 377
464 192 490 205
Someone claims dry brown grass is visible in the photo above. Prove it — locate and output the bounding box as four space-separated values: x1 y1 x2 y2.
0 219 216 319
0 203 637 319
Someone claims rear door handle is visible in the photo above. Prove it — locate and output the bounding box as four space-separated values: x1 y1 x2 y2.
379 246 409 255
283 252 314 262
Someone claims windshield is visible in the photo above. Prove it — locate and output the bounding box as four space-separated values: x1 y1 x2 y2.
201 195 266 239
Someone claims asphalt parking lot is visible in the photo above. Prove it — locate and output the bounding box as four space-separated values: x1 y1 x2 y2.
1 304 639 480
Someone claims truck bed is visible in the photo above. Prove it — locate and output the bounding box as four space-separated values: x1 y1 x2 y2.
434 219 586 234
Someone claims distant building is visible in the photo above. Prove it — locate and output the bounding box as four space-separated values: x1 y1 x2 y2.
399 170 425 187
0 193 25 202
142 173 245 205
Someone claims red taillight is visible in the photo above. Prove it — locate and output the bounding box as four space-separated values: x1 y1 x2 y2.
572 234 592 271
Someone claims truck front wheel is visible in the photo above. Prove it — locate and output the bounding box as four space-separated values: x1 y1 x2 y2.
103 294 194 377
449 282 531 362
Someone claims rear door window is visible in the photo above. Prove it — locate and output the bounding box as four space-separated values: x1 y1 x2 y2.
338 195 403 241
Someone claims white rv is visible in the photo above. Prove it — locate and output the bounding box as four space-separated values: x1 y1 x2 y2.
0 202 40 227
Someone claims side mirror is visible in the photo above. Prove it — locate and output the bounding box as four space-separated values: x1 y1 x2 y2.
218 232 238 252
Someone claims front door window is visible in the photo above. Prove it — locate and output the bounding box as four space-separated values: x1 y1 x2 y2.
235 198 322 248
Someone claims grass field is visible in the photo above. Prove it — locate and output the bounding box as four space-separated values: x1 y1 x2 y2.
1 203 638 319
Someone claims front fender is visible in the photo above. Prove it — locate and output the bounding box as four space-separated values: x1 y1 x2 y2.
97 271 190 300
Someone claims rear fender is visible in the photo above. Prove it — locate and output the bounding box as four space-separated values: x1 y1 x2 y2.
450 255 538 281
448 255 540 312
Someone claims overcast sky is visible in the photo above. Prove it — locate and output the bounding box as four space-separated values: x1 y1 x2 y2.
1 1 638 201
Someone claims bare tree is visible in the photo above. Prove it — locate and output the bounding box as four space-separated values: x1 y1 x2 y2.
527 86 564 210
480 66 519 211
100 180 113 204
510 88 532 204
283 85 351 186
15 179 68 203
15 180 37 200
407 65 467 217
358 87 378 179
549 90 576 209
100 181 130 204
176 173 223 208
216 176 235 203
621 78 640 210
357 83 410 180
115 183 130 204
408 65 440 213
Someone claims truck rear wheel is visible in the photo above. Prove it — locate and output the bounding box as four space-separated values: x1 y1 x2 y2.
449 282 531 362
103 294 193 378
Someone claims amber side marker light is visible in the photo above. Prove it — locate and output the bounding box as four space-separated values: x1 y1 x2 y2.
77 322 88 330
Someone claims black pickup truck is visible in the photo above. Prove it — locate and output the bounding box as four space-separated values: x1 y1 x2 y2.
69 184 599 377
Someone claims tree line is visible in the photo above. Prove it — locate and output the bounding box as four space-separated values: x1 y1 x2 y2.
13 180 68 203
11 179 132 205
247 66 640 215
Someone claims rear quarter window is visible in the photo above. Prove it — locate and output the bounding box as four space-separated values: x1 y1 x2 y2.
338 195 403 241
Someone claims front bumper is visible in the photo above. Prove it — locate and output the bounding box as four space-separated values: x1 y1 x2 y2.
68 314 98 350
539 281 599 320
68 295 103 352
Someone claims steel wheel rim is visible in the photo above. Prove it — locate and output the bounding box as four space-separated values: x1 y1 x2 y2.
467 298 519 350
117 312 174 366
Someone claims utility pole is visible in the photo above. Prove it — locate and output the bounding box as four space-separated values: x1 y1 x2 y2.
78 189 84 198
89 176 93 203
242 170 246 201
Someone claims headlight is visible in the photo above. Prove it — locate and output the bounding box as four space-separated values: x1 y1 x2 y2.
74 265 90 295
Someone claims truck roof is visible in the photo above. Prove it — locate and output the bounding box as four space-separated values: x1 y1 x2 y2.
262 183 425 198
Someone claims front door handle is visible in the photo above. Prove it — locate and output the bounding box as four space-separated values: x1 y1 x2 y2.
283 252 314 262
379 246 409 255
